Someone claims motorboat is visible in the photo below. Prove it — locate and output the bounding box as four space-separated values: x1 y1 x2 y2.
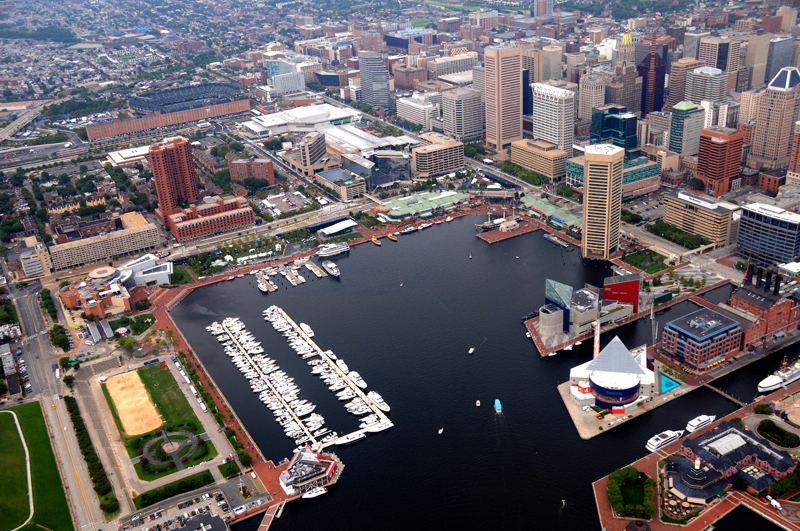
299 323 314 337
336 359 349 374
322 261 340 278
371 236 381 246
336 432 366 445
399 226 417 234
348 371 367 389
367 420 393 433
494 399 502 413
446 216 453 222
646 430 684 452
302 487 327 499
387 233 397 242
686 415 716 433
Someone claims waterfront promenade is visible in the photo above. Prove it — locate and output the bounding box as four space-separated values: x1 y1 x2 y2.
593 376 800 531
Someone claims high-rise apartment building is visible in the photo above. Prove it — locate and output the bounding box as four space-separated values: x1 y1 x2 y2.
698 37 741 74
664 58 703 112
685 66 728 105
766 37 795 86
604 64 642 118
590 104 639 160
746 32 773 89
668 101 704 156
579 73 606 121
151 137 199 220
229 157 275 185
637 40 667 116
358 50 389 108
581 144 624 260
789 122 800 185
696 126 744 197
485 44 522 150
749 67 800 170
531 82 575 157
442 87 484 142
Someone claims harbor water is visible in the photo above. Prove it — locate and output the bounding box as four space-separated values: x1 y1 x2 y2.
169 216 794 530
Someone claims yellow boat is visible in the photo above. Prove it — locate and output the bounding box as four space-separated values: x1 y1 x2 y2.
387 233 397 242
372 236 381 246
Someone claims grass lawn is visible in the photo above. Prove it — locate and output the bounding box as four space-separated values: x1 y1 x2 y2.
171 266 195 285
133 461 176 482
423 0 483 10
102 366 203 459
177 443 193 459
133 470 214 510
185 441 217 468
622 249 668 274
2 402 72 531
411 18 430 27
790 492 800 502
0 412 29 531
621 483 645 506
109 313 155 335
324 232 363 244
218 461 241 479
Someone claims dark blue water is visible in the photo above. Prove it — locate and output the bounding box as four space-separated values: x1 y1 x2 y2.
169 216 785 530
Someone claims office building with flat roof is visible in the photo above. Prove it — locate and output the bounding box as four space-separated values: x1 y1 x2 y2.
590 104 639 160
697 126 744 197
581 144 624 260
738 203 800 266
411 132 464 179
665 58 703 112
531 82 574 157
662 309 742 372
315 169 367 201
358 50 390 108
663 191 739 246
442 87 484 142
50 223 161 271
669 101 704 156
428 52 479 77
685 66 728 105
485 44 522 150
579 74 606 122
510 139 568 182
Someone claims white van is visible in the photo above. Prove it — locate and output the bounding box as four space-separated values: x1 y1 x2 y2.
249 471 256 479
98 376 108 383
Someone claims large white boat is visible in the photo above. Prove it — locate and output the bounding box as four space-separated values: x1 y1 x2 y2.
758 357 800 393
258 282 269 293
645 430 684 452
300 323 314 337
322 260 340 278
367 390 390 412
367 420 394 433
317 243 350 258
348 371 367 389
336 432 366 445
686 415 716 433
302 487 327 499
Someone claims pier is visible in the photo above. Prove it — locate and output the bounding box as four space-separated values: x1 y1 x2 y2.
702 383 746 407
221 320 319 445
272 308 392 449
476 219 540 244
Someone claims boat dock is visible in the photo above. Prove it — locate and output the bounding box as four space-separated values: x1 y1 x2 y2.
221 320 319 445
305 262 328 278
271 308 392 449
476 219 540 244
255 272 278 292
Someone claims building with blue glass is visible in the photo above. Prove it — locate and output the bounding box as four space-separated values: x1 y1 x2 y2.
737 203 800 266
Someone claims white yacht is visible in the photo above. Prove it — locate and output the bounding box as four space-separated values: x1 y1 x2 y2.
317 243 350 258
299 323 314 337
367 420 394 433
367 390 390 412
645 430 684 452
302 487 327 499
336 359 349 374
348 371 367 389
336 432 366 445
686 415 716 433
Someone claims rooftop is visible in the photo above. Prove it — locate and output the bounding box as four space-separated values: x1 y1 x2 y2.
665 308 739 340
742 202 800 223
585 144 623 156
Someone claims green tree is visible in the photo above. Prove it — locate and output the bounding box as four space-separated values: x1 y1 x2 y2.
63 374 75 388
117 336 136 353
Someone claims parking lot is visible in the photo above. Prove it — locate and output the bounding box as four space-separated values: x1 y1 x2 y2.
257 191 311 218
624 190 665 224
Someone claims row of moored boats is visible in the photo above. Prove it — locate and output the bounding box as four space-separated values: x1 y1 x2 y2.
646 415 716 453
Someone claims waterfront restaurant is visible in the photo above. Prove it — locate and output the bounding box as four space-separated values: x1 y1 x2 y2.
374 191 471 223
279 446 339 496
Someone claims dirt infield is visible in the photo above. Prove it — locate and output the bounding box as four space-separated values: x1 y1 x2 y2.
105 372 162 436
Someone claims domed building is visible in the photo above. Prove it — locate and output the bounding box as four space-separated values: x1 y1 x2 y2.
569 336 655 412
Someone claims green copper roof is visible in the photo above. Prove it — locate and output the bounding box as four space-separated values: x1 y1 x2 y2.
673 100 697 111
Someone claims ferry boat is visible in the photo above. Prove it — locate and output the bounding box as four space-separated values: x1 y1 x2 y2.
387 233 397 242
371 236 381 246
348 371 367 389
299 323 314 337
758 357 800 393
321 260 340 277
494 399 502 413
302 487 327 499
258 282 269 293
686 415 716 433
317 243 350 258
336 432 366 445
645 430 684 452
399 226 418 234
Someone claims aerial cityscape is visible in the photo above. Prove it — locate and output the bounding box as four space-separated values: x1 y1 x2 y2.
10 0 800 529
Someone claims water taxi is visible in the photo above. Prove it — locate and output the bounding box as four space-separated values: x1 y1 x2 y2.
371 236 381 246
387 233 397 242
646 430 684 452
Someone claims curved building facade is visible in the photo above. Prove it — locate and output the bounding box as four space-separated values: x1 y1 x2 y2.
589 374 641 410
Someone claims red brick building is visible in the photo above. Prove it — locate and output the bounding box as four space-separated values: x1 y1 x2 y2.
729 283 800 347
737 120 755 145
697 127 744 197
151 137 200 221
167 197 255 242
759 169 787 194
229 157 275 185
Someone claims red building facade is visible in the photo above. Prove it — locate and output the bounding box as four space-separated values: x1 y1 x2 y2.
167 197 255 242
151 137 200 220
603 275 641 313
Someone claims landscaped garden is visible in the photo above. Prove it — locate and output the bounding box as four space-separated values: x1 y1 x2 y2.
622 249 669 274
757 419 800 448
218 460 241 479
606 466 656 519
0 403 73 531
133 470 215 509
109 314 155 335
170 266 195 285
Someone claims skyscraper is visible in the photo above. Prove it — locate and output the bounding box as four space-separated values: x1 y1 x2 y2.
521 47 543 83
664 58 703 112
151 137 199 219
531 82 574 156
637 40 666 116
604 63 642 118
581 144 624 260
442 87 484 142
789 122 800 185
668 101 704 156
485 43 522 150
615 31 636 68
746 32 773 89
578 73 606 121
522 69 533 116
684 31 710 60
766 37 795 86
749 67 800 170
697 126 744 197
685 67 728 105
698 36 741 74
541 46 563 81
358 50 389 108
590 104 639 160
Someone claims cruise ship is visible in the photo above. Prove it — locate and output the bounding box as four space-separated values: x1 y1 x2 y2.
758 357 800 393
321 260 340 277
645 430 684 452
686 415 716 433
317 243 350 258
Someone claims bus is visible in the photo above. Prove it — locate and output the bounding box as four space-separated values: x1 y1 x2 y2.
197 121 213 130
251 109 262 116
